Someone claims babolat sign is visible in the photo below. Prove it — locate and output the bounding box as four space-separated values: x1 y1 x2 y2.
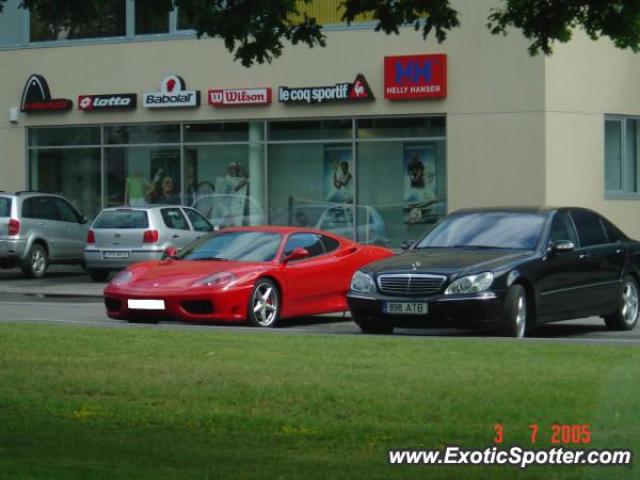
143 75 200 108
78 93 137 111
20 74 73 113
278 74 374 104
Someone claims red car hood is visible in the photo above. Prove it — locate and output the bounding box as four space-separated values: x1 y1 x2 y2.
109 259 274 291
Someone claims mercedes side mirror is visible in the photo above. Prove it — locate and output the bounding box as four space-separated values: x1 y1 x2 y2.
401 239 417 251
548 240 575 254
162 246 178 259
284 247 309 263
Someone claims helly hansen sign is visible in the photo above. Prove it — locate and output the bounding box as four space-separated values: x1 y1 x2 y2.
384 54 447 100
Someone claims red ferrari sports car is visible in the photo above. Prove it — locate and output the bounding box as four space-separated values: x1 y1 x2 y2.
104 226 393 327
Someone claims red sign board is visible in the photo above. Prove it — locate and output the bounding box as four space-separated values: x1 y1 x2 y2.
384 54 447 100
209 88 272 107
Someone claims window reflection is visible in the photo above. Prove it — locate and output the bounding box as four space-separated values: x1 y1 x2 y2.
30 0 126 41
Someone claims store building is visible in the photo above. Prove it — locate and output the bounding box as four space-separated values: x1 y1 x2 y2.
1 0 640 248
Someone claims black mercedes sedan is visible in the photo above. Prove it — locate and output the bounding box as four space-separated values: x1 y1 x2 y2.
347 207 640 337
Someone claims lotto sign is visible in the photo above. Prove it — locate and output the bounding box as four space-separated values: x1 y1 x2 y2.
78 93 137 111
384 54 447 100
208 88 272 107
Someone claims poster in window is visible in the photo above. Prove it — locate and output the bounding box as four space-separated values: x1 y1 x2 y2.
149 149 180 204
324 146 353 204
213 161 249 226
403 144 438 224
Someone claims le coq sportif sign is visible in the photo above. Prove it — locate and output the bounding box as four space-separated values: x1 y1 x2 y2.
278 74 374 104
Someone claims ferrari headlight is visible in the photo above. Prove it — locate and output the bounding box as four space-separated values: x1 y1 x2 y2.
192 272 236 288
111 271 133 287
444 272 494 295
351 270 376 294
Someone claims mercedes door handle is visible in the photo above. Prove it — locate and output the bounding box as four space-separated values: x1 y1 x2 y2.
616 249 624 254
173 235 180 239
579 253 590 260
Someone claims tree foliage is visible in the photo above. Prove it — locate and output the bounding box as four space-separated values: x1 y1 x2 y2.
1 0 640 66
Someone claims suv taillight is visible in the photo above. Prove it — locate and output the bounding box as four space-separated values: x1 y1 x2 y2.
8 219 19 236
87 230 95 244
143 230 159 243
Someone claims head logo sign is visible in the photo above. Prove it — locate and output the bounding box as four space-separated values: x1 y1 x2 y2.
279 74 374 104
143 75 200 108
20 74 73 112
384 54 447 100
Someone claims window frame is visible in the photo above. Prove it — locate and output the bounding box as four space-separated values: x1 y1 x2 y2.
605 115 640 199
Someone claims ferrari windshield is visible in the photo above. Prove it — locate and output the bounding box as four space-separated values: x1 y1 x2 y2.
178 231 282 262
417 212 547 250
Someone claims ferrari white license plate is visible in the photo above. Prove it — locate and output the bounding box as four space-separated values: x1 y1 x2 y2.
384 302 428 315
103 251 129 259
127 299 165 310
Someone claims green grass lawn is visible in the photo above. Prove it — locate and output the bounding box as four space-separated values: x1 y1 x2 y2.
0 322 637 479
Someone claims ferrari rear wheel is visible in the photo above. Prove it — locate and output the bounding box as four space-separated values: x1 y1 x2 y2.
248 278 280 328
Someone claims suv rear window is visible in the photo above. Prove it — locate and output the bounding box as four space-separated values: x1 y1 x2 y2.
0 198 10 217
93 210 149 229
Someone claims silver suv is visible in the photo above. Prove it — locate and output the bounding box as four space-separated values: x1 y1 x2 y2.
84 205 214 281
0 192 88 278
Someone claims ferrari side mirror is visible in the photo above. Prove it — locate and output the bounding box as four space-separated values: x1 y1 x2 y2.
284 247 309 263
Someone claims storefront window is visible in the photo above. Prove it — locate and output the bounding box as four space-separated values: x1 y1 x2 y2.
105 124 180 144
185 145 264 228
29 127 101 147
105 147 181 207
26 117 446 243
269 119 352 141
357 117 445 139
135 0 170 34
184 122 250 143
268 142 355 239
29 148 101 219
357 140 447 248
30 0 126 41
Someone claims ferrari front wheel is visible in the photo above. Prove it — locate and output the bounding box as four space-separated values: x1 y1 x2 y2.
248 278 280 327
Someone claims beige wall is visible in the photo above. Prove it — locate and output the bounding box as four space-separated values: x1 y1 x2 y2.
545 32 640 238
0 124 25 192
0 0 547 212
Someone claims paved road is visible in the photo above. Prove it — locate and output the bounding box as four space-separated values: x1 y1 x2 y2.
1 267 639 344
0 293 639 345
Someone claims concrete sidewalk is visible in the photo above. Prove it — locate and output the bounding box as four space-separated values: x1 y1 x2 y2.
0 266 106 297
